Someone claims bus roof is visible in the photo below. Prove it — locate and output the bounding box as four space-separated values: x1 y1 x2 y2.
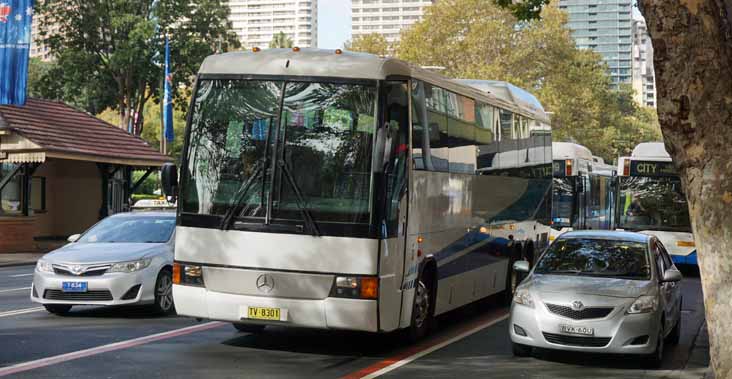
552 142 593 161
198 49 550 123
454 80 546 119
631 142 670 159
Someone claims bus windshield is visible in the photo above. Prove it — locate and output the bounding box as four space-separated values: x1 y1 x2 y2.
180 78 377 227
617 176 691 232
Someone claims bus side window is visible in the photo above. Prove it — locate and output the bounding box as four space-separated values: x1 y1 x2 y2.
499 109 516 169
475 102 497 172
447 91 476 174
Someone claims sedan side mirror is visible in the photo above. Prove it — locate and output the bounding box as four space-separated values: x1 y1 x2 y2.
661 268 683 283
67 234 81 243
513 260 530 273
161 163 179 200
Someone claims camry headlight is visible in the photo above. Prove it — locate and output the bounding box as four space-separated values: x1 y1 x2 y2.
513 288 534 308
36 259 53 273
627 295 658 314
110 258 152 273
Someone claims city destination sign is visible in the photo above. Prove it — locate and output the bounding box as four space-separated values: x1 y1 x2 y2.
630 160 678 176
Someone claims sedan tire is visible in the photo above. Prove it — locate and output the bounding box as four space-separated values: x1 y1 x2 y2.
644 330 664 369
153 268 175 315
44 304 72 315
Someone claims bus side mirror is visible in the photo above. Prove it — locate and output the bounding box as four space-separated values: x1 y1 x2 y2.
161 163 179 200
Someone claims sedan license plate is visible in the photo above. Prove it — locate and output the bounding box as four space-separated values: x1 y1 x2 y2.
62 282 88 293
247 307 281 321
559 324 594 336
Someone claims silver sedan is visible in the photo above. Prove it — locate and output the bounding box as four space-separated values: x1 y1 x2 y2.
509 230 682 367
31 212 176 315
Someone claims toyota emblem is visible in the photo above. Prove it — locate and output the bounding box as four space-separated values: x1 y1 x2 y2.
71 265 84 275
256 274 275 293
571 301 584 311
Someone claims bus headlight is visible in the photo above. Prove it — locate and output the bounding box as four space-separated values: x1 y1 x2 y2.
173 263 204 287
332 276 378 299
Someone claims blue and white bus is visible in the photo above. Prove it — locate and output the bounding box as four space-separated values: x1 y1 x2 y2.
616 142 696 265
163 49 552 338
551 142 616 237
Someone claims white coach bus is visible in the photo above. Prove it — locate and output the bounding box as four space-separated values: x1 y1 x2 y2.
616 142 696 265
161 49 553 338
551 142 616 236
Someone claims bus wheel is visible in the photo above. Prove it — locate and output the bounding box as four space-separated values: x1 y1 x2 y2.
408 274 434 342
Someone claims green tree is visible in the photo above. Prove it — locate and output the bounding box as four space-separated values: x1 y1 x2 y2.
97 96 188 163
34 0 240 134
269 32 294 48
396 0 655 162
344 33 390 56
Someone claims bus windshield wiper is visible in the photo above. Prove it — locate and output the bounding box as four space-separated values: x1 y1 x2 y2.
220 164 264 231
276 159 320 237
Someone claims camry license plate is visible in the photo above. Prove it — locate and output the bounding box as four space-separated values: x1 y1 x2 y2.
62 282 88 293
247 306 282 321
559 324 594 336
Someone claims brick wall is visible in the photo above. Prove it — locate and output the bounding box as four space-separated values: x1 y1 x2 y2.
0 218 38 253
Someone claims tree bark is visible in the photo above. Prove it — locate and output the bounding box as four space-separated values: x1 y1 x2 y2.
639 1 732 377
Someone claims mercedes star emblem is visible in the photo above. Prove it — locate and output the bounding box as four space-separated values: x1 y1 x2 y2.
256 274 275 293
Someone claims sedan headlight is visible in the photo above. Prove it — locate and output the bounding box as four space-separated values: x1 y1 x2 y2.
36 259 53 273
627 295 658 314
109 258 152 273
513 288 534 308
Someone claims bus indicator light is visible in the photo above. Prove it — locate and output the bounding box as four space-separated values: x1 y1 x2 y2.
417 236 424 244
292 46 300 52
565 159 572 176
252 47 261 53
360 277 378 299
172 263 181 285
335 49 343 55
623 159 630 176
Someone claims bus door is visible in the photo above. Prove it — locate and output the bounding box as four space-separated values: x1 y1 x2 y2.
377 80 411 331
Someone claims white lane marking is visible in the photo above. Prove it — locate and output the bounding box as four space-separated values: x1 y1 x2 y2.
361 314 510 379
10 273 34 277
0 287 31 294
0 321 225 377
0 307 45 318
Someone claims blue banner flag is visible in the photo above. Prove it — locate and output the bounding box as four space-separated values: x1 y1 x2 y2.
163 36 174 142
0 0 33 105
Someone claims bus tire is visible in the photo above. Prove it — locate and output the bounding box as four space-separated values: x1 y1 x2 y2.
408 266 435 342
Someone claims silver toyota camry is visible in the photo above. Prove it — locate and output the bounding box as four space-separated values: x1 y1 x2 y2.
509 230 682 367
31 212 176 315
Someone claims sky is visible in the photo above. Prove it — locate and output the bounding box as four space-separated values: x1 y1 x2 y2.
318 0 351 49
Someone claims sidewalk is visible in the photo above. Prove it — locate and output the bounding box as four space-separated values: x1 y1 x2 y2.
673 322 712 379
0 252 45 267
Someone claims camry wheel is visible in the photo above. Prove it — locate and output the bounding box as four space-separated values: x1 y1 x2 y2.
153 269 175 315
44 304 72 315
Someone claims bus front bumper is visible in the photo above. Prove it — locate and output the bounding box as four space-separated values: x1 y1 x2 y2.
173 284 378 332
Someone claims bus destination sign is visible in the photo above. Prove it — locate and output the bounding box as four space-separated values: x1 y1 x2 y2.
630 161 678 177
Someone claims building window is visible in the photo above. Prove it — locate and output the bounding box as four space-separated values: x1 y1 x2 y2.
0 163 22 215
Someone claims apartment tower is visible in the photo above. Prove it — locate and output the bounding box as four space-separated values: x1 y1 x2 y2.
227 0 317 49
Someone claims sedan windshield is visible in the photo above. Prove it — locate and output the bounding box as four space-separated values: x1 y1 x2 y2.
617 176 691 233
180 79 377 227
534 238 651 280
79 216 176 243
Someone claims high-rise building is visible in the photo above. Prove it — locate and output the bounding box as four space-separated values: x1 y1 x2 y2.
351 0 434 44
227 0 317 49
632 17 656 108
30 14 59 61
558 0 634 86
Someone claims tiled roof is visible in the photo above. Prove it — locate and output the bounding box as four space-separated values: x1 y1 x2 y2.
0 98 170 166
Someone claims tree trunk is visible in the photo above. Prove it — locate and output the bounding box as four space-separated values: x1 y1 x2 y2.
639 1 732 377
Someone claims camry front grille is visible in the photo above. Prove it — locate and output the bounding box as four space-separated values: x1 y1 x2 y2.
43 290 113 301
545 303 614 320
52 264 111 277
